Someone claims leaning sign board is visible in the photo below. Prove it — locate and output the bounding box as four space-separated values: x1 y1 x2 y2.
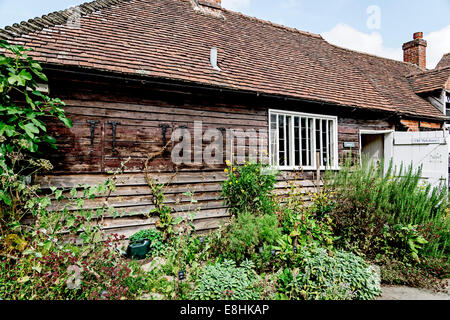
394 136 446 145
391 131 448 189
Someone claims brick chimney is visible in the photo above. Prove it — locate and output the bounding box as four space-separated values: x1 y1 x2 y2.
402 32 427 69
198 0 222 9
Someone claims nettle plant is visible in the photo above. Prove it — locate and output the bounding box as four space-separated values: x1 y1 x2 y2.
0 40 72 233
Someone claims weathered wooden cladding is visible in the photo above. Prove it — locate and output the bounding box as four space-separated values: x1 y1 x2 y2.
38 68 396 237
46 93 268 173
37 171 318 236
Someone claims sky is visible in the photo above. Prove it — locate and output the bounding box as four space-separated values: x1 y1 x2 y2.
0 0 449 68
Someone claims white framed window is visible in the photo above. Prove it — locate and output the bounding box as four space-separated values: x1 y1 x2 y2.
269 109 338 170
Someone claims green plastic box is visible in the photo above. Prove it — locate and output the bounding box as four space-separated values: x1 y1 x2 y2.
126 239 151 260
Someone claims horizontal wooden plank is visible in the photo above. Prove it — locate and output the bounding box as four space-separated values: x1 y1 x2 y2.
37 171 228 188
101 208 230 228
64 106 266 128
49 190 223 211
63 100 268 122
42 178 319 202
37 170 322 189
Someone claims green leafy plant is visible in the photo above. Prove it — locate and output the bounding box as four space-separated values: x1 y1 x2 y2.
146 180 177 239
275 246 381 300
281 208 334 249
221 160 278 216
212 211 282 263
190 259 261 300
272 234 297 268
382 223 428 262
279 182 335 249
0 40 72 234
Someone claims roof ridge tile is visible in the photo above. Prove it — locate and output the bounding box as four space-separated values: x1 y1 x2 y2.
407 65 450 78
0 0 131 40
221 6 322 39
326 41 424 70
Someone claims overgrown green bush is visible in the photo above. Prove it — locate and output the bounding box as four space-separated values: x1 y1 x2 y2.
0 162 146 300
212 212 282 263
324 156 449 292
280 205 335 250
326 157 449 260
275 246 381 300
190 260 261 300
221 161 278 216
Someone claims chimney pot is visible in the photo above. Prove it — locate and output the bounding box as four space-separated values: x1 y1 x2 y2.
403 32 427 69
413 32 423 40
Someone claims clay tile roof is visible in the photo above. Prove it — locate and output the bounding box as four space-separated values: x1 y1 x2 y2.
0 0 446 120
436 53 450 69
407 66 450 94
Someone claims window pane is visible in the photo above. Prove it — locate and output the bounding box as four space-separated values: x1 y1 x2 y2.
328 120 334 167
286 116 292 167
278 115 285 166
294 117 300 166
308 118 313 166
270 114 277 166
315 119 321 167
322 119 328 167
301 118 307 167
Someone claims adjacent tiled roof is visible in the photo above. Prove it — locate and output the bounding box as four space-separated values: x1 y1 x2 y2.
436 53 450 69
407 66 450 93
0 0 446 120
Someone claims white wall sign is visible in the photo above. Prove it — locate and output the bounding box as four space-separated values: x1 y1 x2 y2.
344 142 356 148
394 137 445 145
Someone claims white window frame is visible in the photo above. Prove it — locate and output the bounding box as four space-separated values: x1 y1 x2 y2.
269 109 339 170
445 90 450 129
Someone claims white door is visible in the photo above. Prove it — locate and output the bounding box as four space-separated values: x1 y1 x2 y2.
391 131 448 189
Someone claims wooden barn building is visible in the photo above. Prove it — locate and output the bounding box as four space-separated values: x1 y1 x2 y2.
1 0 450 236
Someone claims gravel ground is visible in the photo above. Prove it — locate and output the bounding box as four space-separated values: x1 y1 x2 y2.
377 282 450 300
